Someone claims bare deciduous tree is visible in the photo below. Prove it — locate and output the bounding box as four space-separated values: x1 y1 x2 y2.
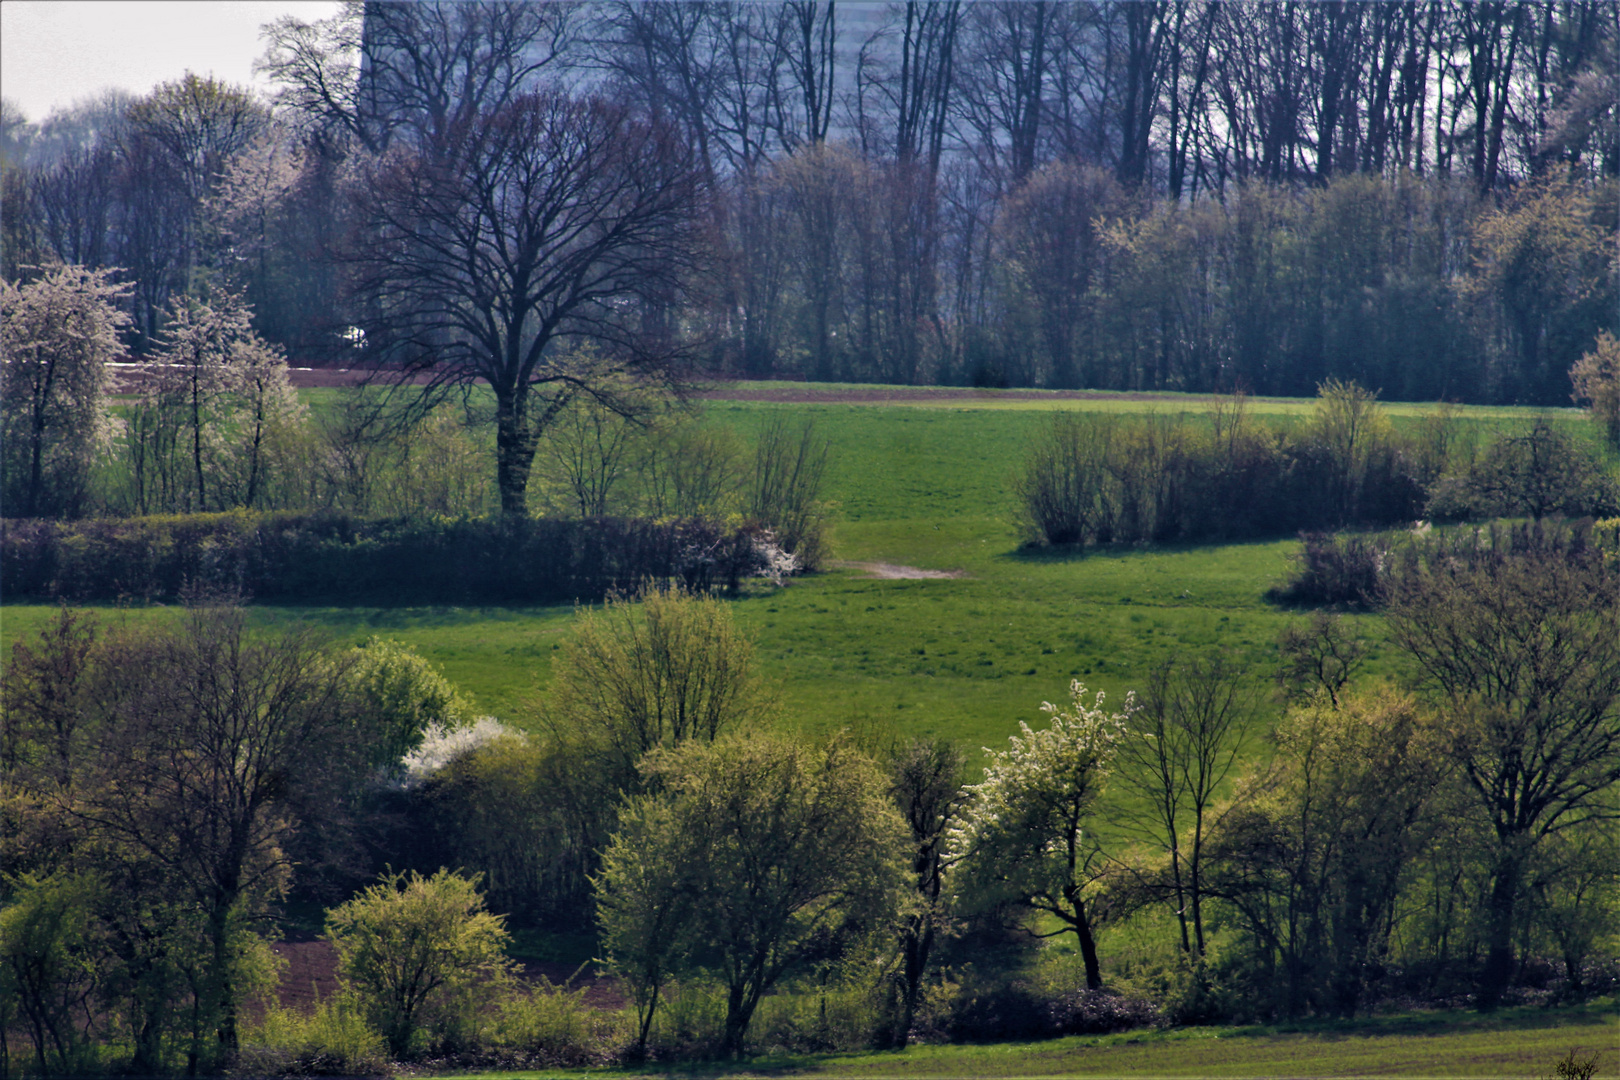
349 90 704 515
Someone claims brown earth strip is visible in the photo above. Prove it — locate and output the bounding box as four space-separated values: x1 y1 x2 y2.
267 940 626 1015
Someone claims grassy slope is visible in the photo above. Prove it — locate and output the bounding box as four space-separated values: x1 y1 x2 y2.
3 395 1415 746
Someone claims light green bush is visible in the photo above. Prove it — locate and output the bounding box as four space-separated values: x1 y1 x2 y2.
241 993 392 1077
492 979 629 1064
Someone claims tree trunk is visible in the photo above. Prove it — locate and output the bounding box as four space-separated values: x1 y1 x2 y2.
722 982 756 1059
495 388 538 516
1478 850 1522 1009
1070 892 1103 990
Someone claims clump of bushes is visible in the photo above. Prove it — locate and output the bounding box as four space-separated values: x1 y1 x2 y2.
1015 385 1617 550
1272 516 1620 611
1425 417 1619 520
1015 383 1441 547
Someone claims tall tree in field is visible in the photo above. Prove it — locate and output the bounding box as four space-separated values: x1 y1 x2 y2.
349 91 702 515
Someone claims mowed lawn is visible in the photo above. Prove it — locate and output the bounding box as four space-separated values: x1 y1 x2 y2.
431 1002 1618 1079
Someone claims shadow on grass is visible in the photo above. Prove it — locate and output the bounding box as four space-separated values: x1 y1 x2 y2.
998 535 1295 567
259 603 573 631
1217 996 1618 1041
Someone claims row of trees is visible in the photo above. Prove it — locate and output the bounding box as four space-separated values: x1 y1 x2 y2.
0 264 836 559
3 3 1617 423
0 607 467 1076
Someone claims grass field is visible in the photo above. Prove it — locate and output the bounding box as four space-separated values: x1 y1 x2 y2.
8 389 1598 743
426 1000 1618 1079
3 392 1428 745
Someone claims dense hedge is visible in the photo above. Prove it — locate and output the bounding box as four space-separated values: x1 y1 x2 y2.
1 511 767 604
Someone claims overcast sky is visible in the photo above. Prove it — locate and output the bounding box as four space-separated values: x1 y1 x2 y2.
2 1 341 122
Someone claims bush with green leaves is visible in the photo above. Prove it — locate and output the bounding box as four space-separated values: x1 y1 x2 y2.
345 637 471 770
0 870 104 1078
596 732 908 1058
1425 416 1619 521
325 868 513 1058
240 994 392 1078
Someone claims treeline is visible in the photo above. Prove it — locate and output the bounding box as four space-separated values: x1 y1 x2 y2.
1016 382 1620 548
5 539 1617 1074
1 2 1616 402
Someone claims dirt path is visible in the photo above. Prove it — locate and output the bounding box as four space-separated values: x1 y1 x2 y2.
832 560 966 580
697 382 1176 405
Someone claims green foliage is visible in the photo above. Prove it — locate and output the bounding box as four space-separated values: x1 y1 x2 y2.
0 870 103 1078
326 868 513 1058
1384 519 1620 1005
1572 331 1620 451
345 637 471 769
1426 416 1620 520
1203 687 1450 1017
490 978 628 1065
947 682 1136 989
241 993 393 1078
0 511 766 604
597 732 908 1057
414 728 594 924
550 583 774 791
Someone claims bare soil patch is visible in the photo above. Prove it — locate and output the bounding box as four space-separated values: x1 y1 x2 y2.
696 382 1176 405
267 940 626 1015
833 560 966 580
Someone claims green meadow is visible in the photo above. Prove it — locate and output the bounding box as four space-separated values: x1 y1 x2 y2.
3 390 1594 749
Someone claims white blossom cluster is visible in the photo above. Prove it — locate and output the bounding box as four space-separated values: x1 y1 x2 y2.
946 681 1136 872
394 716 517 789
750 528 801 586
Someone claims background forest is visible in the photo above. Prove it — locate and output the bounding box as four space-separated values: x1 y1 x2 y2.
1 0 1616 403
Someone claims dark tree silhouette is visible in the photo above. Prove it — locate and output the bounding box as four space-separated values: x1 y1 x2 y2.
348 90 704 515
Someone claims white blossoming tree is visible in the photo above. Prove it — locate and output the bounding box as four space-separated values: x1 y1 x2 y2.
947 680 1136 990
0 265 131 517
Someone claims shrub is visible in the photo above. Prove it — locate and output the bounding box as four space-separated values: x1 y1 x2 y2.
240 995 392 1078
1426 417 1619 520
326 869 513 1059
747 415 831 569
1268 531 1396 608
491 979 627 1066
1572 330 1620 451
750 977 887 1054
1014 386 1443 549
0 512 770 604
